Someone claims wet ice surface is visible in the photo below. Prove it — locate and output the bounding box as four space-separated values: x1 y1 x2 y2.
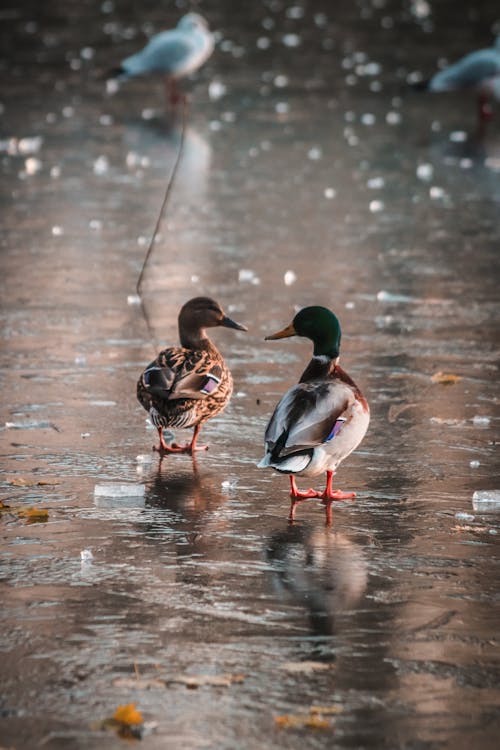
1 0 500 748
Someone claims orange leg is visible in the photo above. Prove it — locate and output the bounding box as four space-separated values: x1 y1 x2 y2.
320 470 356 526
288 475 320 521
154 424 208 455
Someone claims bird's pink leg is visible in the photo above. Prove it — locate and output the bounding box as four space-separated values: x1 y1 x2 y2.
169 424 208 454
319 470 356 525
165 77 182 108
288 475 320 521
478 94 493 123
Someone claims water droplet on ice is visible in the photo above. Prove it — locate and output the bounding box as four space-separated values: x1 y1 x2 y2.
369 200 384 213
324 187 336 199
284 270 297 286
52 225 63 236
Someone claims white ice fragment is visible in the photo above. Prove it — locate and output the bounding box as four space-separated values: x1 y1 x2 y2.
51 225 63 236
364 62 382 75
106 78 119 95
377 290 413 303
308 147 322 160
80 549 94 562
94 483 145 498
136 454 153 465
18 136 43 154
370 80 383 92
257 37 271 50
361 113 376 126
282 33 301 47
209 120 222 131
93 155 109 175
89 400 116 407
324 187 337 199
137 236 148 246
221 479 238 491
127 294 141 306
62 106 74 118
286 6 305 19
274 74 289 88
411 0 431 18
80 46 95 60
472 490 500 513
191 274 200 283
74 355 86 365
89 219 102 231
262 17 275 30
429 186 445 200
345 111 356 122
459 158 473 169
221 111 236 123
472 415 490 427
470 460 480 468
50 166 61 178
99 114 113 126
4 420 53 429
208 80 227 100
386 111 402 125
369 200 384 213
449 130 467 143
25 157 42 175
416 163 433 181
238 268 260 285
367 176 384 189
455 512 474 522
141 108 155 120
275 102 289 114
284 270 297 286
314 13 328 26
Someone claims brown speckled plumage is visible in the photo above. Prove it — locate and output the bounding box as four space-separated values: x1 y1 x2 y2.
137 297 246 454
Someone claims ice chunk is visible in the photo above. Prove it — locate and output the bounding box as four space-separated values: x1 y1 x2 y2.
221 479 238 492
257 37 271 49
208 80 227 100
449 130 467 143
106 78 119 95
470 460 480 468
94 483 145 498
369 200 384 213
284 270 297 286
93 155 109 175
127 294 141 306
25 157 42 175
429 186 445 200
308 147 322 160
51 225 63 236
18 136 43 154
386 111 402 125
472 491 500 513
141 108 155 120
472 415 490 427
416 163 433 181
80 549 94 562
377 290 413 303
238 268 260 285
4 420 55 430
274 74 289 88
136 454 153 465
275 102 290 114
367 176 384 189
455 512 474 522
361 113 376 126
324 187 337 199
282 33 301 47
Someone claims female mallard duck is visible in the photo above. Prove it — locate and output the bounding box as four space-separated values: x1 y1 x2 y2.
258 306 369 525
137 297 247 455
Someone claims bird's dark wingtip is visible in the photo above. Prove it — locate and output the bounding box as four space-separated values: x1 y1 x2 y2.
409 78 430 92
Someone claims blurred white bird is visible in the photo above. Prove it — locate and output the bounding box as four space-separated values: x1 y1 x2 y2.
415 36 500 125
111 13 214 105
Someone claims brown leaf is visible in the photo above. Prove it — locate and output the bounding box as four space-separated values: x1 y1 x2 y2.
113 704 143 726
113 677 166 689
274 714 332 730
431 371 462 385
8 477 60 487
17 507 49 523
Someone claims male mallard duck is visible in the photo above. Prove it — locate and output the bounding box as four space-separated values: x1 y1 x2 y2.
258 306 369 525
137 297 246 455
111 13 214 106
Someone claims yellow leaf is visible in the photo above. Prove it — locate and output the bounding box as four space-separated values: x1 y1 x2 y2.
8 477 60 487
310 705 344 715
17 507 49 523
431 372 462 385
0 500 11 511
274 714 332 730
113 703 143 726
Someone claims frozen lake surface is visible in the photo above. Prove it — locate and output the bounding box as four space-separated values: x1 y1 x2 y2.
1 0 499 747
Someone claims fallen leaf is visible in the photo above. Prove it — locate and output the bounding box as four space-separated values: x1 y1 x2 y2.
17 507 49 523
8 477 60 487
431 372 462 385
0 500 11 512
113 704 143 726
168 673 245 688
281 661 333 674
274 714 332 730
310 705 344 715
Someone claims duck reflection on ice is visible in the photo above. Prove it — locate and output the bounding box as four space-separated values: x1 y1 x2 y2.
266 524 368 636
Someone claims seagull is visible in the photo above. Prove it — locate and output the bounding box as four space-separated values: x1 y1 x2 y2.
111 13 214 105
414 36 500 125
